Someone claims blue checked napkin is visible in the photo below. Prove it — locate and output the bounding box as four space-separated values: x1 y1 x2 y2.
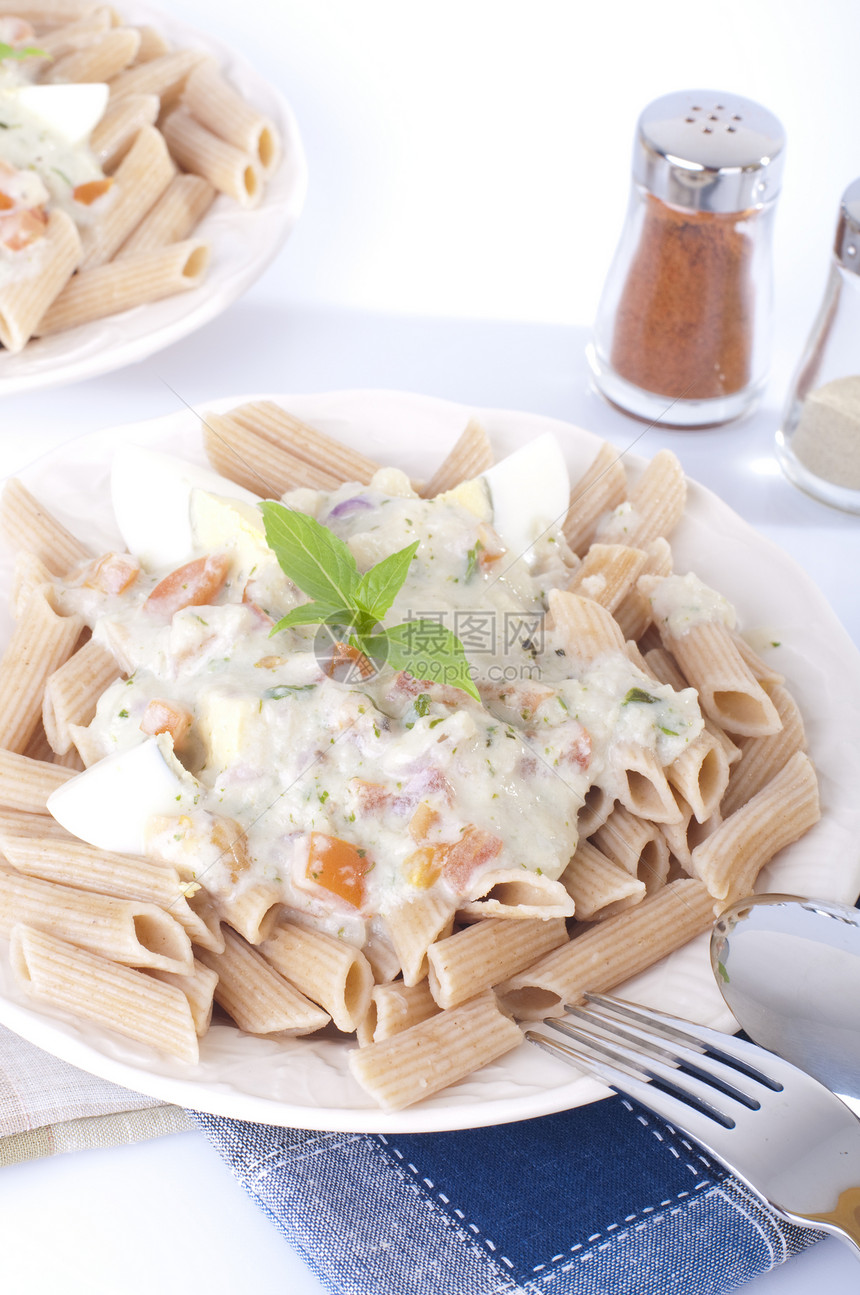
192 1094 821 1295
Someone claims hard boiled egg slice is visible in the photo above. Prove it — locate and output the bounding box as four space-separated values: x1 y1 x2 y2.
6 83 110 146
480 432 570 560
111 443 261 571
47 735 200 857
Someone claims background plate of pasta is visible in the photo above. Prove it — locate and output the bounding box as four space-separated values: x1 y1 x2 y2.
0 388 858 1133
0 2 306 393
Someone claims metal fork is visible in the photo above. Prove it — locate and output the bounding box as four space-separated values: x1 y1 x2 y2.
526 993 860 1258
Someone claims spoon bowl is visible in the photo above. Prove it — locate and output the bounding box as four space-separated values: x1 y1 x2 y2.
711 893 860 1103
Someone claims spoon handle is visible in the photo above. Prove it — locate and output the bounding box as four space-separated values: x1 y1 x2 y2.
796 1185 860 1259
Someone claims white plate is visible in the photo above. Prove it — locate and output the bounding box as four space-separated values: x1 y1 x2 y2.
1 389 859 1133
0 5 307 395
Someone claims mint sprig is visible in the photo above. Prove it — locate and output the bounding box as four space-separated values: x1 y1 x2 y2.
260 501 480 701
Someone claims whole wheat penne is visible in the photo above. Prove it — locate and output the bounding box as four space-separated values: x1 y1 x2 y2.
0 481 92 575
496 878 715 1019
147 957 219 1035
11 551 54 618
0 821 218 950
259 921 373 1032
195 925 330 1036
162 106 261 208
131 24 170 63
598 449 686 547
547 588 626 668
215 879 282 945
33 7 112 58
0 749 75 811
43 25 140 82
576 781 615 838
42 638 120 755
659 794 722 872
690 751 820 903
567 543 648 613
459 869 575 920
0 586 83 754
202 412 342 496
382 892 454 986
220 400 381 485
182 60 281 174
612 740 684 825
560 838 646 921
11 925 198 1063
656 616 781 738
427 916 567 1009
666 726 731 823
0 866 193 972
0 209 81 353
614 538 673 642
422 418 493 497
591 804 671 894
348 990 523 1110
118 173 216 257
720 684 806 817
107 47 207 108
36 239 209 335
78 124 176 270
729 630 785 687
89 91 160 170
356 978 440 1046
0 0 96 23
563 441 628 555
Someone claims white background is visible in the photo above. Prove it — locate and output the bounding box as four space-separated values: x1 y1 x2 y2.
0 1 859 1292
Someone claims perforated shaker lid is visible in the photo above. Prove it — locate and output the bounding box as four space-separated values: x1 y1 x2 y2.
835 177 860 275
633 90 786 213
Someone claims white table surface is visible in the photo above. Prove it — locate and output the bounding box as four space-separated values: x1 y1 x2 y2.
1 2 859 1291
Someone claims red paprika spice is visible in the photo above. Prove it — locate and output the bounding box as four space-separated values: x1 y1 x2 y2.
589 91 785 427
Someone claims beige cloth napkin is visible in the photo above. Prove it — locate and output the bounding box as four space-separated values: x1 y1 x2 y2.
0 1022 191 1166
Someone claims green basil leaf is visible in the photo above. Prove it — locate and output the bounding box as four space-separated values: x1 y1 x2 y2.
354 540 419 619
622 687 660 706
270 600 351 634
260 502 360 610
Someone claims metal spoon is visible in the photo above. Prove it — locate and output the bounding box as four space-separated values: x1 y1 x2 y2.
710 893 860 1112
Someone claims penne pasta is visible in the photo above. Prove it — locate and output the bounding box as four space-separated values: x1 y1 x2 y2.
0 585 82 754
560 839 646 921
42 638 121 755
356 977 440 1046
117 173 216 258
78 124 176 270
422 418 494 498
591 804 671 895
36 240 210 335
427 916 567 1008
11 925 199 1063
259 921 374 1032
383 892 455 986
43 25 140 83
348 990 523 1110
195 925 330 1036
182 59 280 174
0 208 81 353
0 478 93 575
89 91 161 170
563 440 628 555
0 748 75 812
161 106 261 208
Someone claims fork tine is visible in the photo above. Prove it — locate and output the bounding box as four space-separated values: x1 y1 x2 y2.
525 1021 734 1150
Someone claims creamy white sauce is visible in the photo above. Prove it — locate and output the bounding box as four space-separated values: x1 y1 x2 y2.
0 64 107 289
56 474 705 945
646 571 736 637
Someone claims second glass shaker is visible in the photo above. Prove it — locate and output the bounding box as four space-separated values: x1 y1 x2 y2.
588 90 786 428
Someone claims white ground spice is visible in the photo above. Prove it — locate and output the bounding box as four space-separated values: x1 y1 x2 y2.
791 375 860 489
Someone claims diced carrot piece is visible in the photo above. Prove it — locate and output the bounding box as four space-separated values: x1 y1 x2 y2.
326 641 375 680
442 826 502 890
73 178 114 206
85 551 140 595
306 832 369 909
348 779 391 813
0 207 47 252
408 800 438 843
140 698 193 748
402 844 444 889
144 554 230 618
0 194 13 213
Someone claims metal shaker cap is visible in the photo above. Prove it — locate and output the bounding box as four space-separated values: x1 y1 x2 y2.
633 90 786 214
835 177 860 275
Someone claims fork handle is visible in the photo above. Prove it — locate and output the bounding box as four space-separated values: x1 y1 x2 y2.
798 1185 860 1257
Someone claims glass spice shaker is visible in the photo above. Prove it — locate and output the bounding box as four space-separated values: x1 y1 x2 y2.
775 178 860 513
588 90 786 428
